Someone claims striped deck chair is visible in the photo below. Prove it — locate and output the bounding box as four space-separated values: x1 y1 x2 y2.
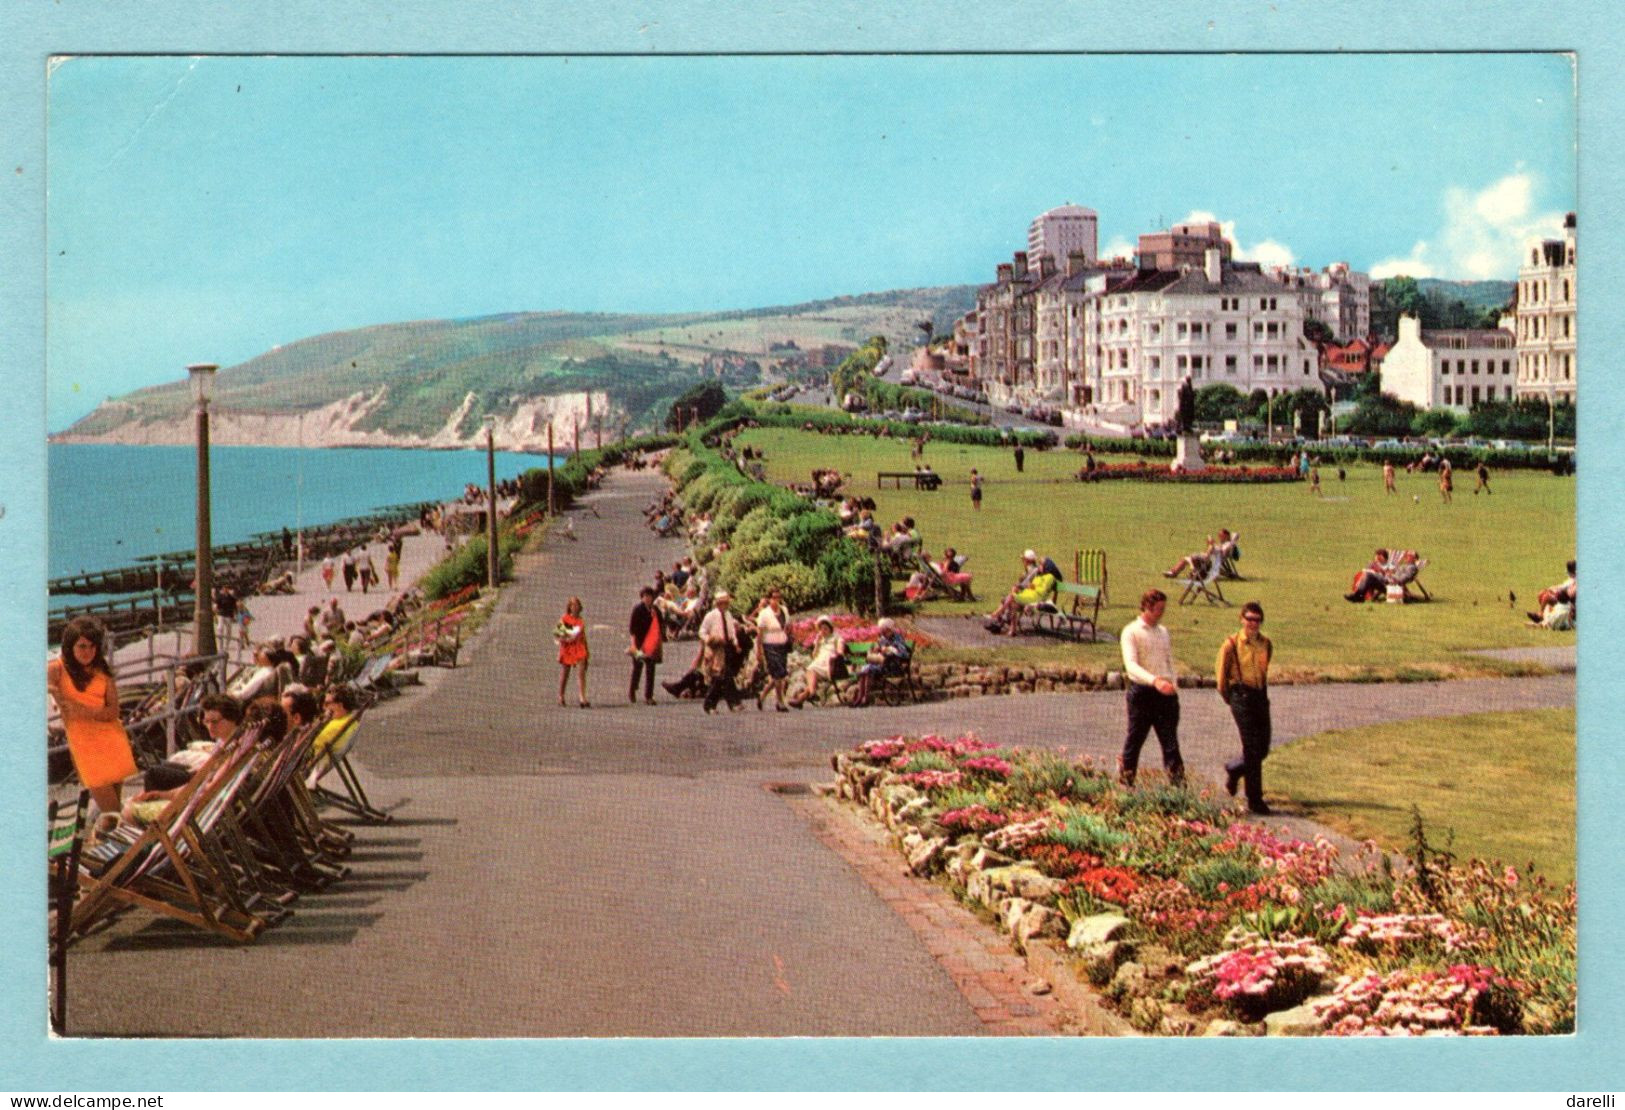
72 730 271 943
235 721 350 890
48 790 90 1034
305 712 392 824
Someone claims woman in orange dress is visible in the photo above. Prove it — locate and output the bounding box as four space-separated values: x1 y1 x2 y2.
554 596 590 708
47 616 137 814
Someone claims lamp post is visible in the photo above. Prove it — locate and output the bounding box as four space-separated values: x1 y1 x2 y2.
189 363 218 658
1547 380 1556 456
483 415 499 590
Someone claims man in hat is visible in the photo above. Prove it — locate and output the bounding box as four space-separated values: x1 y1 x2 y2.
698 589 745 714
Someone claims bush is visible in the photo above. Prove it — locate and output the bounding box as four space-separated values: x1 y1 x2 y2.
785 510 842 566
734 563 823 614
817 538 881 613
420 528 521 601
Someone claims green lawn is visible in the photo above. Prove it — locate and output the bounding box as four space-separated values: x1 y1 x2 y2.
1266 709 1576 884
738 425 1575 679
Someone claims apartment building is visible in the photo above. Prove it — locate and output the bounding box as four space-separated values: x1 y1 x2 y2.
1027 204 1099 271
1382 316 1517 412
1514 212 1577 404
968 251 1039 388
1136 221 1231 272
1274 261 1372 341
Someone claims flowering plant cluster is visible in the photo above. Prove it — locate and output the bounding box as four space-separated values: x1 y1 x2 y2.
1186 932 1334 1014
1312 964 1522 1036
836 732 1573 1036
1083 461 1301 484
1339 912 1488 958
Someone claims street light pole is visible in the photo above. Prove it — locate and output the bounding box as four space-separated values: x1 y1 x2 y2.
484 415 499 590
189 363 218 658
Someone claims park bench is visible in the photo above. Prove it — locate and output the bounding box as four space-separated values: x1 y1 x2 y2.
876 471 942 490
835 640 920 707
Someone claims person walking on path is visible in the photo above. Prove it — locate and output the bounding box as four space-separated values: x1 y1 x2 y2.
1217 601 1274 815
1439 457 1454 503
1117 588 1184 787
47 616 138 817
1383 460 1397 495
358 552 376 594
341 549 357 592
970 468 983 512
385 546 401 589
554 596 590 708
320 556 336 592
626 586 664 705
698 589 745 714
753 587 791 712
1474 460 1492 495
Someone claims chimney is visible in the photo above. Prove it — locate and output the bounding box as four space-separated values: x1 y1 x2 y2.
1067 250 1089 277
1038 254 1057 278
996 263 1013 284
1013 251 1029 278
1204 247 1222 285
1398 315 1421 344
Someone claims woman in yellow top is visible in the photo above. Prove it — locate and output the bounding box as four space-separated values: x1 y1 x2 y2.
47 616 137 814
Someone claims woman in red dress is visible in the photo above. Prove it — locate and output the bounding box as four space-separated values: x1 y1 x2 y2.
47 616 137 814
555 596 590 707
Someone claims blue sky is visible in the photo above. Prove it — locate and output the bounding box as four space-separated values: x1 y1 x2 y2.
46 53 1576 430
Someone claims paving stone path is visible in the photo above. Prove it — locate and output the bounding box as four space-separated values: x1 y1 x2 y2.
61 468 1573 1037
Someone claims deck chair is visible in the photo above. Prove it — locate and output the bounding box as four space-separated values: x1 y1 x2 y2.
233 723 350 894
915 555 973 602
48 790 90 1034
1386 552 1431 601
305 713 391 824
1075 548 1109 607
1218 532 1243 579
72 730 272 943
1179 554 1229 606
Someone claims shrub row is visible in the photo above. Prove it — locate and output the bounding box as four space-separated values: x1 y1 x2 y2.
1062 433 1572 471
746 403 1056 449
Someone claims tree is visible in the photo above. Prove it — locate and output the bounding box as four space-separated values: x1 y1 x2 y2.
1413 407 1462 438
1194 384 1247 424
666 381 729 431
1303 318 1336 345
1283 388 1329 436
1339 393 1421 437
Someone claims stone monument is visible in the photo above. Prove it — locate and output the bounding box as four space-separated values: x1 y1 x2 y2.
1172 375 1207 473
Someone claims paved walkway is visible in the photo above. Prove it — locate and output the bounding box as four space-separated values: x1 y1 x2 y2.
61 469 1575 1037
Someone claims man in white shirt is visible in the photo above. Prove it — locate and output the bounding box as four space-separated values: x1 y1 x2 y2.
1118 588 1185 787
698 590 745 714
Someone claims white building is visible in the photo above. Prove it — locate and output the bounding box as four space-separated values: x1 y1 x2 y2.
1028 204 1099 271
1085 249 1323 425
1273 262 1372 341
1382 316 1517 412
1514 213 1577 404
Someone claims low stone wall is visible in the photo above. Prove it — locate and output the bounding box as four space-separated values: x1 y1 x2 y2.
914 662 1217 700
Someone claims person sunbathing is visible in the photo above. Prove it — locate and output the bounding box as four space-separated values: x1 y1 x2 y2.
1163 529 1231 579
986 551 1057 634
1528 559 1577 626
1345 548 1398 602
932 547 974 599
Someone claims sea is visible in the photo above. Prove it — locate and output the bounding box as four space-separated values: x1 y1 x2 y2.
48 443 558 581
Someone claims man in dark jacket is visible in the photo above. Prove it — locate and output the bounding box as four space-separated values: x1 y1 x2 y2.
627 586 664 705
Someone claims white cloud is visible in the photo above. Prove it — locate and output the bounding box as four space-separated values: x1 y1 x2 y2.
1370 172 1566 280
1099 236 1136 261
1183 210 1297 269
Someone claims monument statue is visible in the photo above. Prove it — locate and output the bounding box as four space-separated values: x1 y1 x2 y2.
1177 375 1196 435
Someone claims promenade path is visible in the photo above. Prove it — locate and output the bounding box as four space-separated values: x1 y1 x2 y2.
62 469 1574 1038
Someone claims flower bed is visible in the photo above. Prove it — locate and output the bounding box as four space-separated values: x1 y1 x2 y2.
788 613 938 649
828 733 1575 1036
1080 461 1301 484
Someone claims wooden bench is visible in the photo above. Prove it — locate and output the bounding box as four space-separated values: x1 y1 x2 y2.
877 471 942 490
1035 582 1103 641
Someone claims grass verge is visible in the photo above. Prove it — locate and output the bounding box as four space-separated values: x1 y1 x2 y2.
1267 708 1575 884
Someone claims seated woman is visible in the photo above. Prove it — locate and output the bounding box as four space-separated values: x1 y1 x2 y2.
788 616 846 708
306 684 360 787
848 619 912 707
1345 548 1395 602
986 566 1058 635
1529 559 1577 627
933 547 974 600
228 643 284 702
